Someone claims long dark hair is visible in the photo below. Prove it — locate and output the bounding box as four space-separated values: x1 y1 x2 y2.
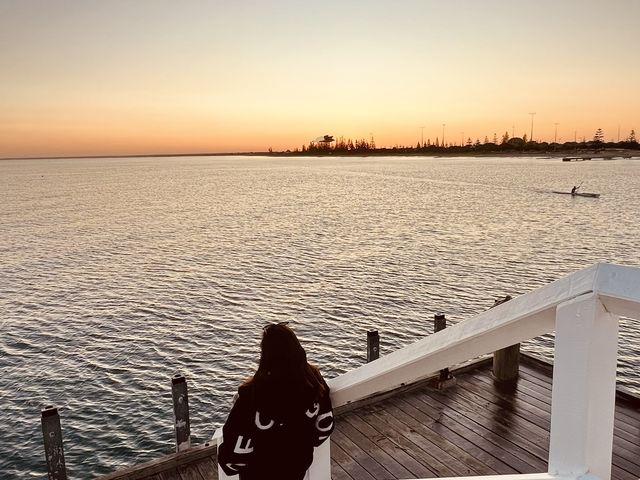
243 323 327 407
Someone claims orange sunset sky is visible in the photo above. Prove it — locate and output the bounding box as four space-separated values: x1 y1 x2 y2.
1 0 639 158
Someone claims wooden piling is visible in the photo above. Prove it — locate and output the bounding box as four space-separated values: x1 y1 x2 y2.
41 405 67 480
434 313 452 382
491 295 520 382
493 343 521 382
171 374 191 452
367 330 380 362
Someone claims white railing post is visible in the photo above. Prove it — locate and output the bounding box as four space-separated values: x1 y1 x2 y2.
548 293 619 480
306 440 331 480
214 428 232 480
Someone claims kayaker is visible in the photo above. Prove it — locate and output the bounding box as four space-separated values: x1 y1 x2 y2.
571 185 578 194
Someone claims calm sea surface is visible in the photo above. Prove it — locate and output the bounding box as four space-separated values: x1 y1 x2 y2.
1 155 639 478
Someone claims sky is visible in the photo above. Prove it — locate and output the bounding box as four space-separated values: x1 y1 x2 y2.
1 0 639 157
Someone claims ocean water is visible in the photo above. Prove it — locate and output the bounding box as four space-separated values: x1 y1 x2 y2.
1 155 639 478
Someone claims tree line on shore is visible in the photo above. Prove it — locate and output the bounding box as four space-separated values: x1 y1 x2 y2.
269 128 638 156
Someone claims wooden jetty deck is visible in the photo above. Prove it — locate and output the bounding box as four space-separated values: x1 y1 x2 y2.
101 354 640 480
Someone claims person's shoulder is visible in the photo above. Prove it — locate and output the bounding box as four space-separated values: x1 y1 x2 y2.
312 364 330 381
238 383 254 397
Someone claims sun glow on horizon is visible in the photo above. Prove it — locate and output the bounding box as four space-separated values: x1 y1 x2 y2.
1 0 639 158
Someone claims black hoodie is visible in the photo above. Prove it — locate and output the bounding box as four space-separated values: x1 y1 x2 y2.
218 375 334 480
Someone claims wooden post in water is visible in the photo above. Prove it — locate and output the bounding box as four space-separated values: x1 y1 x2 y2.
433 313 452 382
41 405 68 480
491 295 521 382
367 330 380 362
171 374 191 452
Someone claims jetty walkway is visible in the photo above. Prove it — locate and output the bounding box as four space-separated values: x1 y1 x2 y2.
95 353 640 480
41 263 640 480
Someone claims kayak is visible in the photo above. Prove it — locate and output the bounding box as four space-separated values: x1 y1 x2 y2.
551 191 601 198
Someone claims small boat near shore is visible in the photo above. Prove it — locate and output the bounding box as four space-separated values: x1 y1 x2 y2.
552 190 601 198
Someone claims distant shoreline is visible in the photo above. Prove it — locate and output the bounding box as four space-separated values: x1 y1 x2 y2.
1 147 638 162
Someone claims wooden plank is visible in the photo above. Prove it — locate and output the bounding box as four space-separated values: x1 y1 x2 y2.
157 470 180 480
455 376 551 432
610 455 640 480
517 367 640 428
518 363 554 387
429 384 550 460
453 377 550 439
390 397 499 475
177 463 204 480
329 440 377 480
611 463 640 480
332 425 397 478
485 368 640 439
519 352 554 376
398 393 517 474
407 392 545 473
513 371 640 441
339 414 420 479
331 461 355 480
460 376 551 430
376 397 492 475
194 457 218 480
413 389 544 472
362 403 461 477
380 399 496 476
345 410 438 478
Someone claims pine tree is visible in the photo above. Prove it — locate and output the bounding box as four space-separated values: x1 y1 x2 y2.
501 131 510 144
629 130 637 143
594 128 604 143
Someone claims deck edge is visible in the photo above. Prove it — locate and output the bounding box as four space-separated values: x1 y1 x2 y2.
97 442 217 480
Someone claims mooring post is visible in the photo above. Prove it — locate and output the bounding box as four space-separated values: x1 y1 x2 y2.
41 405 68 480
367 330 380 362
171 374 191 452
433 313 452 381
491 295 520 382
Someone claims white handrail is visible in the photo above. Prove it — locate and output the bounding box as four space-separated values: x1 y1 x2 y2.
327 263 640 407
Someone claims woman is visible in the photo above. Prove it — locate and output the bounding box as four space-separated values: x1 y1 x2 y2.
218 322 334 479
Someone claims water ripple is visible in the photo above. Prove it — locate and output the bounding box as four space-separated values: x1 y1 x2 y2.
1 156 639 478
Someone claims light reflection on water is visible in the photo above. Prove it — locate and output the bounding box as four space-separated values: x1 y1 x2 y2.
1 155 639 478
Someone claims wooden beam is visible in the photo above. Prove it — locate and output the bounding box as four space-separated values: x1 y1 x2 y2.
98 443 217 480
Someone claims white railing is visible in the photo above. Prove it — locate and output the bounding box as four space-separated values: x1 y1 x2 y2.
219 263 640 480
